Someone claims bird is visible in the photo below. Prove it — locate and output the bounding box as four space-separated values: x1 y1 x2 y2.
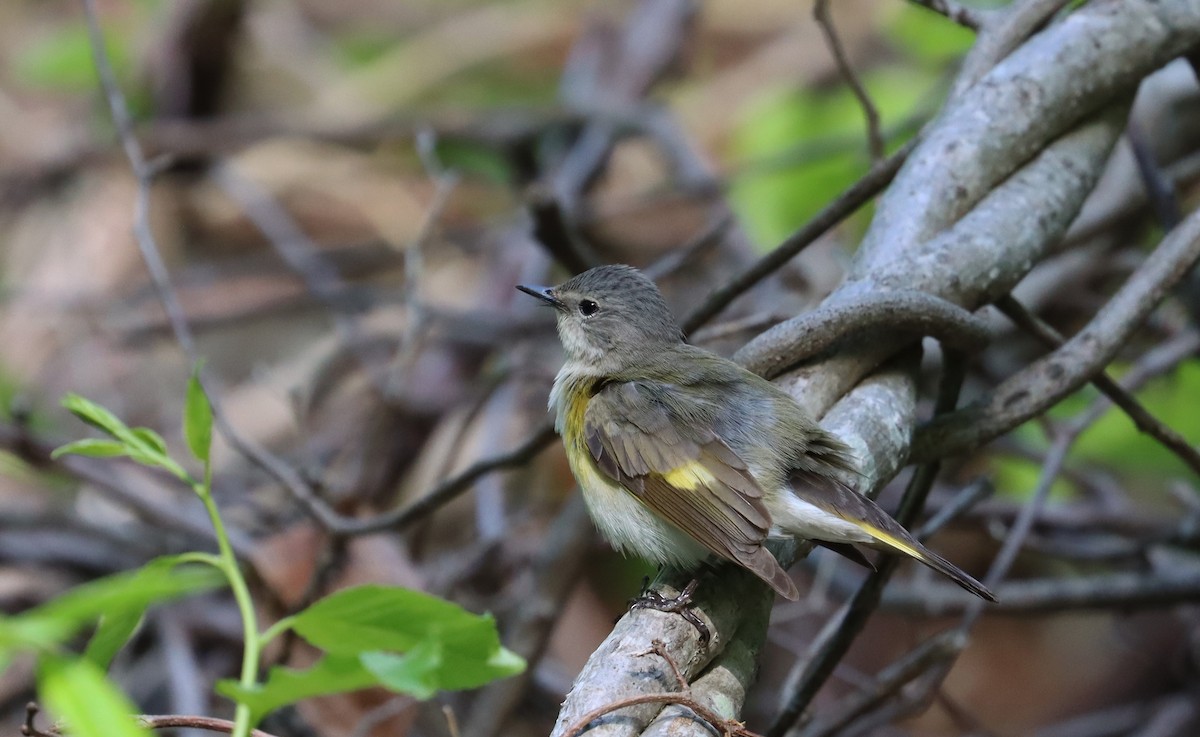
517 264 995 604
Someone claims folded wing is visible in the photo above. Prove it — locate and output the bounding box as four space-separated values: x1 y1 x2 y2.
584 381 798 600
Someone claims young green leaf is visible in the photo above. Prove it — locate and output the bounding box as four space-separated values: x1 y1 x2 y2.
51 438 127 460
84 611 143 671
291 585 525 690
360 640 443 700
183 370 212 463
61 394 131 439
39 655 154 737
216 655 380 726
129 427 168 457
7 557 222 654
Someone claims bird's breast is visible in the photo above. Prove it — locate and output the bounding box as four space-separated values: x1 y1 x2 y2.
551 373 707 567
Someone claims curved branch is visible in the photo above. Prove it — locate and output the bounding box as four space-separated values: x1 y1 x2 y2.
911 208 1200 462
733 290 990 381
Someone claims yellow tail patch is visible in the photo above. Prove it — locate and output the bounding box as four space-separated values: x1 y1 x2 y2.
850 520 924 561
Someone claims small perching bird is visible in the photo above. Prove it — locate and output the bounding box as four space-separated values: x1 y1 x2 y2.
518 265 995 604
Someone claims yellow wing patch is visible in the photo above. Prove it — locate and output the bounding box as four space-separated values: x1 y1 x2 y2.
849 520 924 561
662 461 719 491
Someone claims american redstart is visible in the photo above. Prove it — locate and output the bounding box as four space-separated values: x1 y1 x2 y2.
518 264 995 603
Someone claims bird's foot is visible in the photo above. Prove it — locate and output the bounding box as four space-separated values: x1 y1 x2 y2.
629 579 710 644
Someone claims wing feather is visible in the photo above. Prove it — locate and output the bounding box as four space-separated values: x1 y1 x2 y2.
584 381 797 600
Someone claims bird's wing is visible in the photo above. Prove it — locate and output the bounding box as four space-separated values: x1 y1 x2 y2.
584 381 798 600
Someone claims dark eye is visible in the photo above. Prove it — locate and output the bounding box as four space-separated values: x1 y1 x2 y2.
578 299 599 316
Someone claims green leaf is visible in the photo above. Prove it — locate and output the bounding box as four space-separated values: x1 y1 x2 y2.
184 370 213 463
217 655 380 726
360 640 443 700
15 24 133 93
51 439 127 460
39 656 153 737
61 394 130 440
4 557 222 656
84 611 143 671
129 428 168 457
291 585 524 690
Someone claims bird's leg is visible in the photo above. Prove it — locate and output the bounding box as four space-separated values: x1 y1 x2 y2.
629 579 710 644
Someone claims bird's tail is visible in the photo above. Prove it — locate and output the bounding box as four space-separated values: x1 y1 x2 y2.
789 469 997 602
847 520 997 602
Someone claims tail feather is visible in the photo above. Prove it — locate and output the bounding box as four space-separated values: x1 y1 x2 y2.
850 519 997 602
909 545 997 603
790 469 997 602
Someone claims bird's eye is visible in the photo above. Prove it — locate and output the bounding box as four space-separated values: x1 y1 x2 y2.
578 299 599 317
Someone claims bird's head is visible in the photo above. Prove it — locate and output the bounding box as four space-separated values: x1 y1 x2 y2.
518 264 683 372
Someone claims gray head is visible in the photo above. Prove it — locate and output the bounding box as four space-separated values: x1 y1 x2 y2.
517 265 683 370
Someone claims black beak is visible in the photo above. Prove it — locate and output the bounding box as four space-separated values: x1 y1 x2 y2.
516 284 565 310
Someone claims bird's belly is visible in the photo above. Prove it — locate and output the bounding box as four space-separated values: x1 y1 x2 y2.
569 452 709 568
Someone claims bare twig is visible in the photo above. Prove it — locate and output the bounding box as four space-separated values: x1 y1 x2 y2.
22 703 53 737
138 716 279 737
680 140 914 335
813 0 885 161
82 0 347 534
1126 121 1183 229
21 704 279 737
916 478 995 538
331 420 558 535
463 496 594 737
796 631 967 737
912 209 1200 463
881 567 1200 617
85 1 563 543
905 0 990 31
387 128 461 395
994 295 1200 477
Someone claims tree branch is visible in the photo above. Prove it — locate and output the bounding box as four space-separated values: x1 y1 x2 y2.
912 209 1200 462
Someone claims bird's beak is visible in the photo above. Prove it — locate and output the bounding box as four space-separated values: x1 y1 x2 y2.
516 284 566 310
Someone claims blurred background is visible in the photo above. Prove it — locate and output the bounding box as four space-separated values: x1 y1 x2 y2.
1 0 1199 735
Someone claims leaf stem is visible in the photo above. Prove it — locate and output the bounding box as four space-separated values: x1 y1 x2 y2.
194 463 260 737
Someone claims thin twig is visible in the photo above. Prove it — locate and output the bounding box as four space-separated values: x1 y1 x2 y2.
139 716 279 737
912 209 1200 463
917 478 995 539
1126 121 1182 230
22 704 279 737
387 127 460 396
814 0 885 161
85 0 556 539
331 420 558 535
797 631 967 737
905 0 989 31
994 296 1200 477
681 139 914 335
82 0 340 533
881 567 1200 617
